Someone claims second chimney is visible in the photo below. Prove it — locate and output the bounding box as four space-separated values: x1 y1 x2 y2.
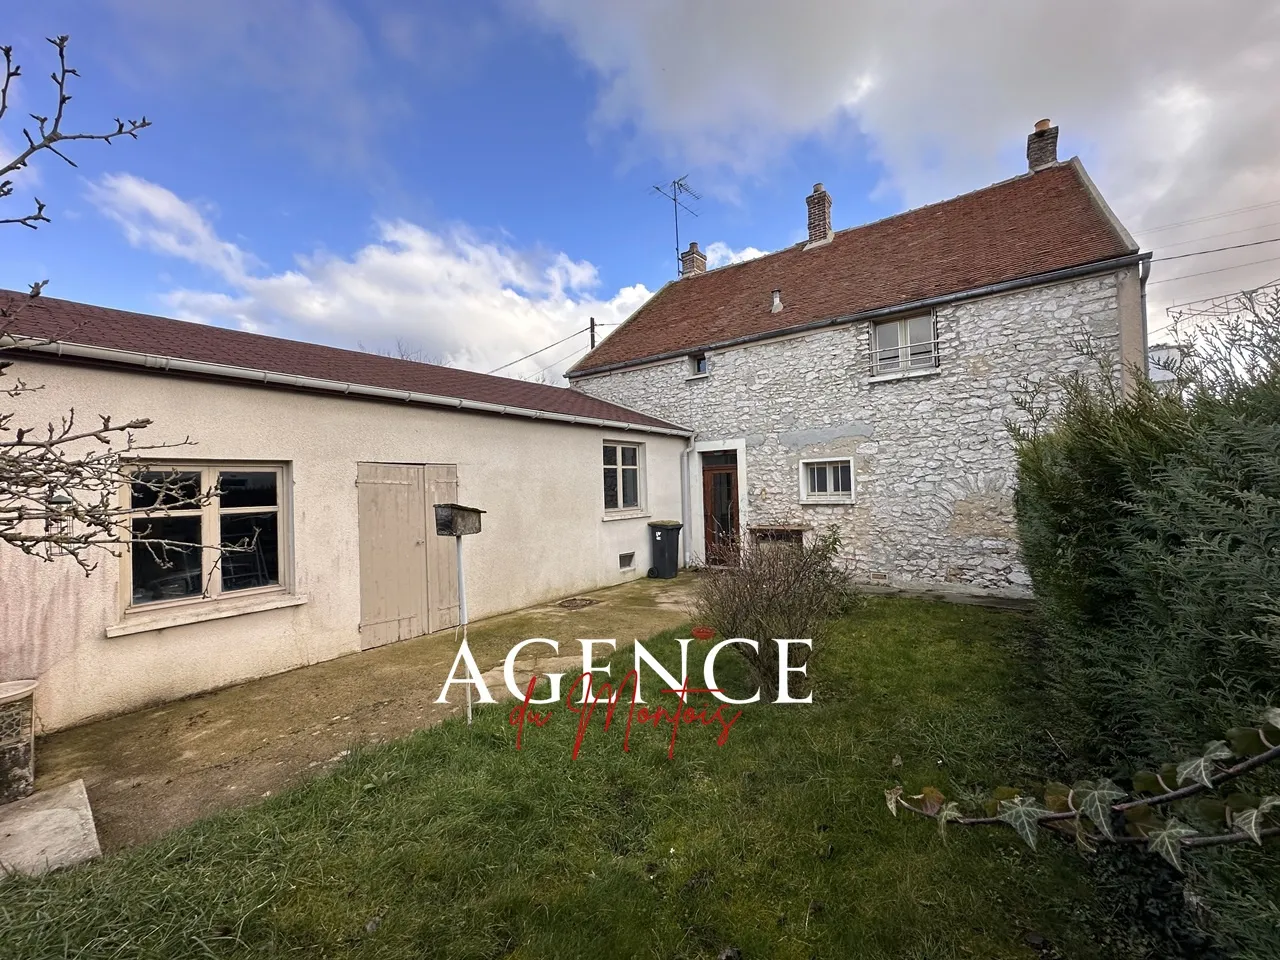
805 183 832 246
1027 119 1059 171
680 241 707 276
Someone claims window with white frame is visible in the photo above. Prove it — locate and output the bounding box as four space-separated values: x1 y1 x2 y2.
689 353 708 376
872 314 938 375
603 442 642 510
126 464 287 607
799 458 853 503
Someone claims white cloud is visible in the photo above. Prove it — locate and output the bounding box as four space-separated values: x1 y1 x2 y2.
88 174 260 285
528 1 1280 316
90 174 652 381
705 241 769 269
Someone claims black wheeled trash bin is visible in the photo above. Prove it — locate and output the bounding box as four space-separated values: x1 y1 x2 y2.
647 521 682 579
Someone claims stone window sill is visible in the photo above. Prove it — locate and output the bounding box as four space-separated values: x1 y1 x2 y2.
107 592 309 638
867 366 942 385
685 372 709 382
601 509 650 523
799 498 854 506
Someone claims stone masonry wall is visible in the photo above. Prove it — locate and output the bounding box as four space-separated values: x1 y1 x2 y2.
573 270 1131 597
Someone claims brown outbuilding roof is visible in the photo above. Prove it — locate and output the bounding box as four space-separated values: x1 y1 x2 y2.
569 159 1137 377
1 292 687 434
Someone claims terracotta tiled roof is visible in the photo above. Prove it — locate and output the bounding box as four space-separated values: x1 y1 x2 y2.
569 160 1136 376
2 292 685 433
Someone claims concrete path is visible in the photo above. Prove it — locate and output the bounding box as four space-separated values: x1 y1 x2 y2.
0 779 101 876
35 575 695 853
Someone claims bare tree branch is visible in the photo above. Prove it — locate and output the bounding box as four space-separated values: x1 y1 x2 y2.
0 35 149 228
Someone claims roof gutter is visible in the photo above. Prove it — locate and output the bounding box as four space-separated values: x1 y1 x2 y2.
569 251 1153 380
1 335 693 438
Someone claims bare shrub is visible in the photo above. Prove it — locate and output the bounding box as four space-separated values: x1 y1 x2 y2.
692 527 857 699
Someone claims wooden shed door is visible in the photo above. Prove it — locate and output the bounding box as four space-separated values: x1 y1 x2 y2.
356 463 459 650
424 464 460 632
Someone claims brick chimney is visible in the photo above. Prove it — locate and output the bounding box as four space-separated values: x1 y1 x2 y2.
1027 118 1059 171
805 183 832 247
680 241 707 276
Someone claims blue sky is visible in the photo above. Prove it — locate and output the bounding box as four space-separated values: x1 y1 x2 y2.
3 2 1279 376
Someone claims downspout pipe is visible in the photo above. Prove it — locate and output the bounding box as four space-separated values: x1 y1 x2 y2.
1140 256 1152 349
679 436 694 568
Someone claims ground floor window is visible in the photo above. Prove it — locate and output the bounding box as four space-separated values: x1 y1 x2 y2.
799 458 853 503
603 442 642 510
126 464 287 607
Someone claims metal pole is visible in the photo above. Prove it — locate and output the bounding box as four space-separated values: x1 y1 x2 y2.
456 533 470 725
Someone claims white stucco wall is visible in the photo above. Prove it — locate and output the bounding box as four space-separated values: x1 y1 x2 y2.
0 360 686 731
574 269 1140 597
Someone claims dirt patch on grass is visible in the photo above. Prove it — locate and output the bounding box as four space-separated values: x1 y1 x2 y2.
34 575 695 852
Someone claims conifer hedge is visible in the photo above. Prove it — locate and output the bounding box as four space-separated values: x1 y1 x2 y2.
1011 300 1280 958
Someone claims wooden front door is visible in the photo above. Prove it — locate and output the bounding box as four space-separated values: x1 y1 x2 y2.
356 463 459 650
702 455 739 563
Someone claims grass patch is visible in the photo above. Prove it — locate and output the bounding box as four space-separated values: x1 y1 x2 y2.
2 598 1128 958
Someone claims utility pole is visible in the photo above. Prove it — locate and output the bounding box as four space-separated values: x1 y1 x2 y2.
589 316 596 349
653 176 701 277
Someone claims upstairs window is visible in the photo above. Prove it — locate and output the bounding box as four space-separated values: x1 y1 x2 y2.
603 443 641 510
872 315 938 375
799 458 853 503
689 353 708 376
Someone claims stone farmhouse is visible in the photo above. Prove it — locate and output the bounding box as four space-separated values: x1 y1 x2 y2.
569 121 1151 596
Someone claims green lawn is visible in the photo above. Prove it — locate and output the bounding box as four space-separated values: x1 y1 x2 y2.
2 598 1132 959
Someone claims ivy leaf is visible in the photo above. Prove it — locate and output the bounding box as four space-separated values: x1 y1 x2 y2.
1074 823 1098 854
912 786 945 816
1146 818 1198 872
998 797 1051 850
1074 778 1126 840
1175 741 1233 788
1132 770 1164 795
1226 727 1267 758
1195 798 1227 824
1044 782 1072 813
1261 707 1280 731
992 785 1020 803
1233 797 1279 845
937 801 962 839
885 786 903 817
1226 791 1261 812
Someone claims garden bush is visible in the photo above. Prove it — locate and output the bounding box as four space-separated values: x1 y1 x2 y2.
691 527 858 699
1011 293 1280 958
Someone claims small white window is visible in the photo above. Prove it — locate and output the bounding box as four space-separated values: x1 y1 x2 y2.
603 443 642 510
799 458 854 503
689 353 708 376
872 315 937 375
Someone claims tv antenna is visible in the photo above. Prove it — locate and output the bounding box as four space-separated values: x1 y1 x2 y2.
653 175 701 276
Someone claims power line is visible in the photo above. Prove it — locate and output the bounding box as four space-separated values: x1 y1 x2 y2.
487 326 588 374
1151 236 1280 263
528 344 588 379
1147 255 1280 286
1134 197 1280 235
1152 219 1280 251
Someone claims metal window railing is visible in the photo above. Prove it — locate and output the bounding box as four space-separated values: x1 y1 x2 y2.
870 337 941 376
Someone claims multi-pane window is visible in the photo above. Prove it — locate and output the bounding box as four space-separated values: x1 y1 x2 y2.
603 443 641 510
872 315 938 374
127 465 285 607
800 459 853 503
